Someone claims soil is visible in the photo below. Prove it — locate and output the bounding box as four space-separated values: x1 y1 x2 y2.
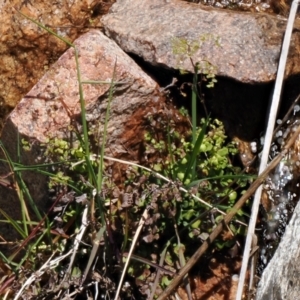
177 254 242 300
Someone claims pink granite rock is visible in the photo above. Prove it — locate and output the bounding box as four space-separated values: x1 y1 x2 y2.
0 29 188 240
0 0 114 130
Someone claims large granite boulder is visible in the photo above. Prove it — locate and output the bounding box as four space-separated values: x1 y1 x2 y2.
102 0 300 83
0 0 114 131
0 29 188 241
102 0 300 140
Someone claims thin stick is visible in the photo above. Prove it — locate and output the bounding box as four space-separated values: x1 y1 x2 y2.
63 204 89 281
14 249 73 300
273 93 300 137
114 207 150 300
72 157 248 227
155 125 300 300
236 1 300 298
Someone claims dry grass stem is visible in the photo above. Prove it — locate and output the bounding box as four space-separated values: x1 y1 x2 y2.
156 125 300 300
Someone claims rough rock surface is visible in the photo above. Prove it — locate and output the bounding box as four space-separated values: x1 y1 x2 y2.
0 0 114 130
256 198 300 300
188 0 292 16
102 0 300 83
102 0 300 140
0 29 188 240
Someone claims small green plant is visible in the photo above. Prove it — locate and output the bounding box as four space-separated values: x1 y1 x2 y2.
172 35 219 88
144 115 248 219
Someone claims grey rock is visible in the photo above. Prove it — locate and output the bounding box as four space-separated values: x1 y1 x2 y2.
256 199 300 300
102 0 300 83
0 29 188 242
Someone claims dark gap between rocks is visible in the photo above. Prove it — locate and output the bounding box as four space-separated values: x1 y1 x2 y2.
128 52 300 141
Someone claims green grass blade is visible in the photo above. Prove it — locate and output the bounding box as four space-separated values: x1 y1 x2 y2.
17 10 73 47
183 117 209 183
0 208 26 238
166 121 175 179
0 140 30 235
97 61 116 191
191 64 198 145
187 174 256 188
16 174 42 221
15 227 51 270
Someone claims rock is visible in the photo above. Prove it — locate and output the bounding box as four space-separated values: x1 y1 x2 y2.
0 0 114 130
102 0 300 84
0 29 188 241
196 0 291 16
256 199 300 300
101 0 300 140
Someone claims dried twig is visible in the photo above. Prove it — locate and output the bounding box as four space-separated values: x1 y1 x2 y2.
72 156 247 227
155 125 300 300
14 249 73 300
63 204 89 281
81 225 106 284
114 206 151 300
236 1 300 298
